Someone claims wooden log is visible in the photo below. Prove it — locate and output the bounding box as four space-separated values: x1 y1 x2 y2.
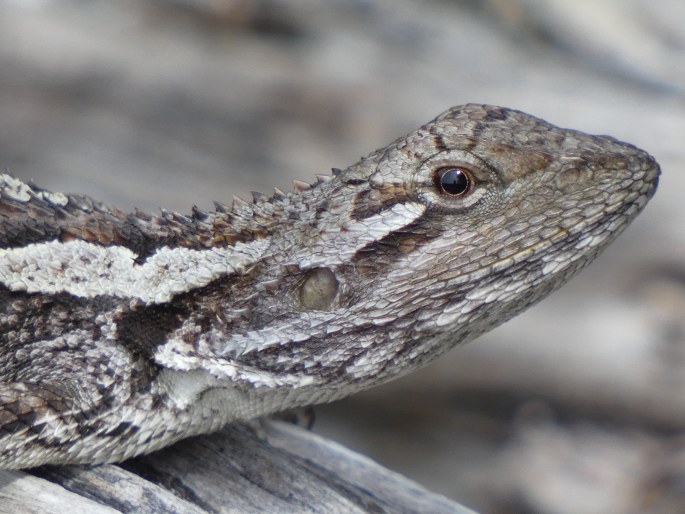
1 420 474 514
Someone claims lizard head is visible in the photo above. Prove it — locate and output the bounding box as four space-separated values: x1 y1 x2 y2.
158 105 659 411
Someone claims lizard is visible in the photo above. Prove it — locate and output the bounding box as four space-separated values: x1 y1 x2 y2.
0 104 659 469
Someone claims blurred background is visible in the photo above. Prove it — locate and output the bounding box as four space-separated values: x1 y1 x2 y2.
1 1 683 512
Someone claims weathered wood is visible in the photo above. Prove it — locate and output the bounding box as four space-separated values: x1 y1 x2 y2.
0 470 118 514
0 420 474 514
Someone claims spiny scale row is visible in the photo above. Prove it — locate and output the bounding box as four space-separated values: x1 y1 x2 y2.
188 170 339 221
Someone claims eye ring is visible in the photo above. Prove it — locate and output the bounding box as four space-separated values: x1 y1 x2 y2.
434 166 472 197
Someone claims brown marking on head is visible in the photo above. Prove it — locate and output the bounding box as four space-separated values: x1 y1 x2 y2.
472 142 555 181
351 182 413 221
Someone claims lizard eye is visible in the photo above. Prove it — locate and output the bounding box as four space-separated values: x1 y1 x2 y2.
434 167 472 197
414 151 492 212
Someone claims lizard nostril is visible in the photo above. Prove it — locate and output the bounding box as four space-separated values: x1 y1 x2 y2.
298 267 339 311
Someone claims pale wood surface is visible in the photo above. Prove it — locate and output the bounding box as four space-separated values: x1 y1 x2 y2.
1 420 473 514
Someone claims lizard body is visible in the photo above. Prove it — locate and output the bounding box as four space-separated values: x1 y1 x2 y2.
0 104 659 468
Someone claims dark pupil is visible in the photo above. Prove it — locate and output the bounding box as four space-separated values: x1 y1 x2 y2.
439 168 469 196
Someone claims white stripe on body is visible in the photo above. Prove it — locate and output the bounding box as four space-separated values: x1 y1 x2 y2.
0 238 270 303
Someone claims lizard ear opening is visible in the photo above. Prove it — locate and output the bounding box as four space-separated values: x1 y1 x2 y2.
298 267 339 311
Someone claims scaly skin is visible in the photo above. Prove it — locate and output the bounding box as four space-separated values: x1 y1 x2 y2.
0 104 659 468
